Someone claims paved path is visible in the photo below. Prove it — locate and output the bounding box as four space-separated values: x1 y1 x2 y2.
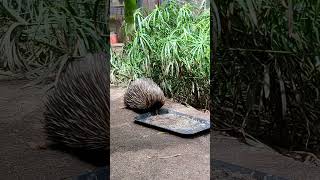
110 86 210 180
212 131 320 180
0 80 98 180
2 80 319 180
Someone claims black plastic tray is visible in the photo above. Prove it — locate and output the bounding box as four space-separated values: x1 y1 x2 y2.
134 108 210 137
73 166 109 180
213 159 288 180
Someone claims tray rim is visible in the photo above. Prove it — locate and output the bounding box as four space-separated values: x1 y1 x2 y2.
134 108 210 136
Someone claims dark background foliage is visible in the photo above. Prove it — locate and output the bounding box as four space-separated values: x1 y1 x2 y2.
0 0 108 86
212 0 320 152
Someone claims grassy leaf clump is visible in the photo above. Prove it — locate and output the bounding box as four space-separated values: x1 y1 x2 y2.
112 1 210 109
0 0 108 84
213 0 320 152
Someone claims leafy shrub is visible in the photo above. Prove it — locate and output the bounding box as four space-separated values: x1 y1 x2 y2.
0 0 107 85
111 1 210 109
213 0 320 152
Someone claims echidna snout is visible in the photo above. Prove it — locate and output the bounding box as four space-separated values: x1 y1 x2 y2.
124 78 165 112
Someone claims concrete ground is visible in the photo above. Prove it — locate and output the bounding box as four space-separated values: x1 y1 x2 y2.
110 86 210 180
0 80 98 180
2 79 320 180
110 86 320 180
212 131 320 180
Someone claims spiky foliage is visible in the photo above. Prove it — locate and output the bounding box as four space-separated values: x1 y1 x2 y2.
0 0 108 85
213 0 320 152
111 1 210 109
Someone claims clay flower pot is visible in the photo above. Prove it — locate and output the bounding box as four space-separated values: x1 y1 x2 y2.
110 32 118 44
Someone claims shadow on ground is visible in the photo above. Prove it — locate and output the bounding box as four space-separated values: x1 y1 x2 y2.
47 144 108 167
0 80 100 179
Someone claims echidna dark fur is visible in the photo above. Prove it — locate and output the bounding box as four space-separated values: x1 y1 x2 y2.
43 53 109 152
124 77 165 113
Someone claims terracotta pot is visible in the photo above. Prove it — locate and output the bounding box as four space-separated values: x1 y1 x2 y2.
110 32 118 44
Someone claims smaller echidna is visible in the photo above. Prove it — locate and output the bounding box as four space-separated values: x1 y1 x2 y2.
124 78 165 113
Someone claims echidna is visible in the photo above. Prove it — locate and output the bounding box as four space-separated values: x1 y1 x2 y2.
43 53 109 152
124 77 165 113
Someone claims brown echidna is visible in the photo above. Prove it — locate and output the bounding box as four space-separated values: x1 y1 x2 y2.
124 77 165 113
43 53 109 153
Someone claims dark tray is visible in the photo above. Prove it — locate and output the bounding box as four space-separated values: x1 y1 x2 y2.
134 108 210 137
73 166 109 180
213 159 288 180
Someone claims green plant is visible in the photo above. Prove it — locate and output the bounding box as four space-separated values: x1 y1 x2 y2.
111 1 210 109
123 0 137 39
213 0 320 152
